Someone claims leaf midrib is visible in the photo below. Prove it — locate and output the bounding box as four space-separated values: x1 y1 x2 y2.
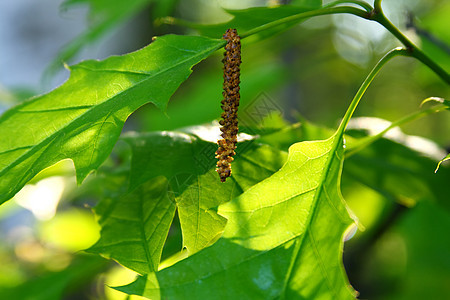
0 39 222 182
279 134 348 299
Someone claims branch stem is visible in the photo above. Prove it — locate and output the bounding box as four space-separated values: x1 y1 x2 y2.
371 9 450 84
238 1 450 83
336 48 410 135
240 6 368 38
345 104 448 157
374 0 383 14
323 0 373 12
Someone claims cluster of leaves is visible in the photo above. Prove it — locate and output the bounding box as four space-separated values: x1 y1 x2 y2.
0 0 449 299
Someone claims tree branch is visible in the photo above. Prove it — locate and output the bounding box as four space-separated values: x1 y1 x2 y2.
374 0 383 14
406 12 450 54
323 0 373 12
240 6 369 38
345 103 448 157
368 2 450 84
337 48 410 134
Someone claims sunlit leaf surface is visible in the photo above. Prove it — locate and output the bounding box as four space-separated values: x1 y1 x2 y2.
0 35 223 205
116 131 357 299
87 129 288 273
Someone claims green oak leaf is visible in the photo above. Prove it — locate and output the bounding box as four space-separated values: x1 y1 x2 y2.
122 131 237 256
123 130 287 255
174 142 288 254
115 132 357 299
0 35 223 205
88 130 288 273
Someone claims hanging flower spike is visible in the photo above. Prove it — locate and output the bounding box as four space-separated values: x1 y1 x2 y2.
216 29 241 182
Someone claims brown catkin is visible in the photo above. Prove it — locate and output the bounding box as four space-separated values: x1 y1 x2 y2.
216 28 241 183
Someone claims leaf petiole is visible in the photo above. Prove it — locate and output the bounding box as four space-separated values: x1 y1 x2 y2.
240 6 369 38
323 0 373 13
374 0 383 14
337 48 410 136
370 0 450 84
344 103 448 157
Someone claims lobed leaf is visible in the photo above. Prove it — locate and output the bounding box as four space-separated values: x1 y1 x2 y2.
116 131 357 299
124 130 288 255
0 35 223 205
88 130 288 273
122 131 236 255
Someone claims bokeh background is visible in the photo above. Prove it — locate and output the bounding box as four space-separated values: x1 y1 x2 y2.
0 0 449 299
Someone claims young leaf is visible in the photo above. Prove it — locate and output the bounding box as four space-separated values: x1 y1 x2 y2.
0 35 223 205
115 132 357 299
291 0 322 7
